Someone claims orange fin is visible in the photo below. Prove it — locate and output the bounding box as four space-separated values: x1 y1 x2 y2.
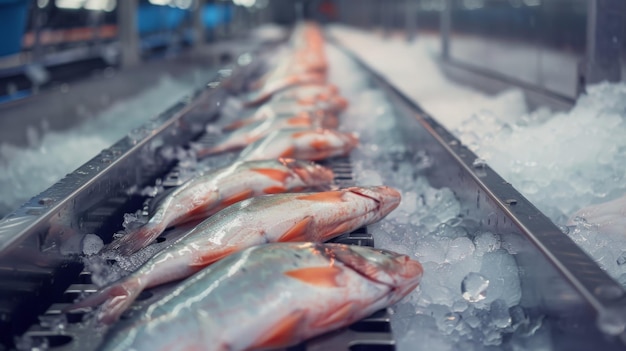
284 266 343 288
297 191 345 203
279 146 296 158
287 116 312 126
312 302 354 329
264 186 287 194
311 139 329 151
191 246 238 267
252 310 305 349
251 168 290 183
322 221 357 241
279 216 313 242
221 189 254 208
292 131 314 138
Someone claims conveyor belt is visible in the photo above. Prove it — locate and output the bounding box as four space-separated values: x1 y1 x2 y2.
1 36 626 351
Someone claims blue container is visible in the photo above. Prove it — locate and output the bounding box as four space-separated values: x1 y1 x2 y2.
137 4 189 35
0 0 30 57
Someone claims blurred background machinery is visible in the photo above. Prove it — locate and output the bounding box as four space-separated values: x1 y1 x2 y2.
1 1 623 111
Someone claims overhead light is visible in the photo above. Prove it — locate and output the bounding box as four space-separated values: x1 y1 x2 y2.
84 0 116 11
56 0 84 9
174 0 192 9
149 0 171 5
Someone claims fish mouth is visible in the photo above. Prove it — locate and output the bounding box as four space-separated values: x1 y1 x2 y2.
325 244 421 292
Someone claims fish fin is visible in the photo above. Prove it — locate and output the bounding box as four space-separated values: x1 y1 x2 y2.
107 223 165 255
284 266 343 287
190 246 238 267
64 276 145 325
251 168 290 183
223 119 254 131
311 139 329 151
220 189 254 208
279 216 313 242
279 146 296 158
195 145 228 159
321 222 357 241
252 311 305 349
263 186 287 194
296 191 345 203
292 130 313 138
287 116 312 126
312 302 354 329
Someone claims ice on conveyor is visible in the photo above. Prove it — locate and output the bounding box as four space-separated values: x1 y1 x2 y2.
326 43 538 350
329 26 626 286
0 70 213 218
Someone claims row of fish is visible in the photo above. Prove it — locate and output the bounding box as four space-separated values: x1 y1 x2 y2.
70 22 423 351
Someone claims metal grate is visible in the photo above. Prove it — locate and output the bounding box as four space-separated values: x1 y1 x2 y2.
16 151 395 351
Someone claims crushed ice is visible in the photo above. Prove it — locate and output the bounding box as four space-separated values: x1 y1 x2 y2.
326 43 534 350
329 26 626 287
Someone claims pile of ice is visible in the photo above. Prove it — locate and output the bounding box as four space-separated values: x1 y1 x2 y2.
0 70 213 218
455 83 626 224
328 26 626 286
326 43 546 350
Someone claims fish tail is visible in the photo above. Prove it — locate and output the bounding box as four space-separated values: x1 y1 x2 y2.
195 143 233 159
107 222 166 256
222 119 255 131
64 275 146 325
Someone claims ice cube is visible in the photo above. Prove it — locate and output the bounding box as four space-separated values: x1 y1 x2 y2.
479 249 522 307
82 234 104 255
473 231 501 256
461 272 489 303
489 299 512 328
445 237 475 263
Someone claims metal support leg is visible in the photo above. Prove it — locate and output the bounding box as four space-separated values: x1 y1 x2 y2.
583 0 624 88
118 0 140 68
405 0 417 42
440 0 451 60
193 0 206 48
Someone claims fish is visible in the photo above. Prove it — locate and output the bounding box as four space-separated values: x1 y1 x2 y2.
196 114 323 158
107 158 335 255
237 128 359 162
67 186 402 325
98 242 423 351
222 93 346 132
567 193 626 237
243 72 327 107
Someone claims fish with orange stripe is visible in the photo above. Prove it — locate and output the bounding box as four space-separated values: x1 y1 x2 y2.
67 186 401 325
98 242 423 351
238 128 359 162
243 72 327 107
196 113 338 158
107 158 334 255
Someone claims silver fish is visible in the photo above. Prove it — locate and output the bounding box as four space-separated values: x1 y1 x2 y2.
107 158 334 255
68 186 401 325
99 242 423 351
237 128 359 162
196 114 317 158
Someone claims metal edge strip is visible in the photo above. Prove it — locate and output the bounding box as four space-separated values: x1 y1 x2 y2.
0 65 236 256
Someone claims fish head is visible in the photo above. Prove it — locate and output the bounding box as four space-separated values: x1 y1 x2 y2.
280 158 334 186
346 186 402 221
326 244 423 304
339 131 360 151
